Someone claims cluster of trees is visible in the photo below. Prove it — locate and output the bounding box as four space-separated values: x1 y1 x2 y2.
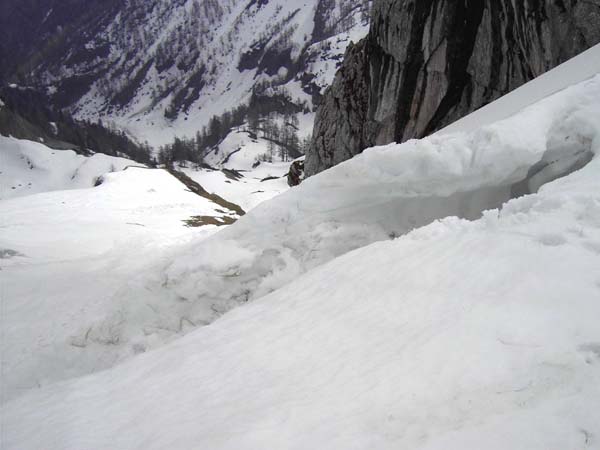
71 119 153 164
318 0 372 37
0 86 153 165
157 103 249 166
250 113 305 162
157 135 202 167
158 88 308 166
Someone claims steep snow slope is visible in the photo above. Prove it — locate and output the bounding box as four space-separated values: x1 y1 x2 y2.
34 0 372 145
0 136 141 200
0 166 242 402
3 76 600 449
2 41 600 415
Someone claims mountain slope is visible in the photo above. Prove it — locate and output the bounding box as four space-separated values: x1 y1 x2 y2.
0 85 154 164
3 62 600 449
0 0 121 84
306 0 600 176
2 40 599 415
3 0 372 145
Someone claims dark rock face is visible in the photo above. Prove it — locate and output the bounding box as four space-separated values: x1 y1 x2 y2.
0 0 121 84
306 0 600 177
287 159 306 187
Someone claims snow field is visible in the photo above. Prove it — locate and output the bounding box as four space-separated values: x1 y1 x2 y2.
3 43 600 450
0 136 140 200
0 166 234 401
3 132 600 450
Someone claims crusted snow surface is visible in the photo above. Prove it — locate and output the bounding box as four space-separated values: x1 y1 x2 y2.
3 87 600 449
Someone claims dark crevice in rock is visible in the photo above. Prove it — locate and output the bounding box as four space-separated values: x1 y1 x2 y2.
423 1 485 136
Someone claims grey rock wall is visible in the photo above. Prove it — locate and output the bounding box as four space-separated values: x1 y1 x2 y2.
306 0 600 177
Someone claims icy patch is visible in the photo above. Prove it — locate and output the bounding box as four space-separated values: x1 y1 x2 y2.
579 343 600 365
511 110 596 197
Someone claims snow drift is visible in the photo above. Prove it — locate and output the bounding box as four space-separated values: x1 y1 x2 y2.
161 63 600 332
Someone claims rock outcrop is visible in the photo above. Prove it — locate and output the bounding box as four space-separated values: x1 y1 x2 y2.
287 159 306 187
306 0 600 177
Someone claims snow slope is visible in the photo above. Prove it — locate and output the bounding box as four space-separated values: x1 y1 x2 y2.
0 134 288 401
0 165 244 401
3 77 600 449
2 44 600 408
180 128 292 212
0 136 140 200
182 163 290 213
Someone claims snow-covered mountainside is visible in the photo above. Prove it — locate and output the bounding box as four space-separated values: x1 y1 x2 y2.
13 0 371 145
0 136 142 200
3 43 600 449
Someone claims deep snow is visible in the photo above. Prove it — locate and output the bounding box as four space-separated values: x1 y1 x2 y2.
158 66 600 345
3 105 600 450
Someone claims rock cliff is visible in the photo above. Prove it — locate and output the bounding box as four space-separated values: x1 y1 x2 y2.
306 0 600 176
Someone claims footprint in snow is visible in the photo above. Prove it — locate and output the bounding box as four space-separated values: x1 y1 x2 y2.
0 249 25 259
537 233 567 247
579 343 600 365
